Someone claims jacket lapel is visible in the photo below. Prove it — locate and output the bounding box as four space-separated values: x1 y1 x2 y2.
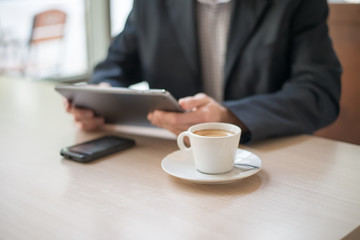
225 0 271 81
165 0 199 75
165 0 271 87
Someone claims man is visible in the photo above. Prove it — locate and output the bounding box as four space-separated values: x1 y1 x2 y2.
65 0 341 143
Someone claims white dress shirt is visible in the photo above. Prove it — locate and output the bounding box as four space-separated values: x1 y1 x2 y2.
197 0 232 101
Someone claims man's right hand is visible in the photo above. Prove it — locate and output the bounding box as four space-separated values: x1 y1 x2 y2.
63 82 110 131
63 98 105 131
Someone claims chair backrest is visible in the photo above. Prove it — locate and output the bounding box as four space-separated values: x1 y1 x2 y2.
315 4 360 145
29 9 67 44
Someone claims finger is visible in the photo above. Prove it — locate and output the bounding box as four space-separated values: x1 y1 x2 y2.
63 98 72 112
148 111 185 133
72 108 94 122
149 110 198 134
76 117 104 131
98 82 111 88
178 93 211 111
157 101 215 124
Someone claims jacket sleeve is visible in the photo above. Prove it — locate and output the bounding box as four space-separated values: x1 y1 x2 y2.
89 2 142 87
224 0 341 143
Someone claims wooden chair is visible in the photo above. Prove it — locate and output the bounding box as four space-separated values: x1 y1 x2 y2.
25 9 67 78
315 4 360 145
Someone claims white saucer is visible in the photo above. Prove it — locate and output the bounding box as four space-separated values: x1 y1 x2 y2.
161 148 262 184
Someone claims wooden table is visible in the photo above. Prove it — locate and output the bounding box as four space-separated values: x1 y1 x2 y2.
0 76 359 240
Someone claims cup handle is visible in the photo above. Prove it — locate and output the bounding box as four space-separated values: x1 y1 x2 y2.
177 131 191 151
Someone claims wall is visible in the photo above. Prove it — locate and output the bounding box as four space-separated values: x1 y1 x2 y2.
315 3 360 145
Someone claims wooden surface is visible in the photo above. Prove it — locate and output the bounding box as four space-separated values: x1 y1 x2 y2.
0 76 360 240
315 3 360 145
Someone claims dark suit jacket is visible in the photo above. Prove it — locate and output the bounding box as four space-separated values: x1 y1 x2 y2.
90 0 341 143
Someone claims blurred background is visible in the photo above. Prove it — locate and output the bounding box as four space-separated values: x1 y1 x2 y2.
0 0 133 81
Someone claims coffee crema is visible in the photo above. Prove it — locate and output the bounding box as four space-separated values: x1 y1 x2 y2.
193 129 235 137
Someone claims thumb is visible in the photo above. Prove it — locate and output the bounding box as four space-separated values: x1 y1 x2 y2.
178 93 210 111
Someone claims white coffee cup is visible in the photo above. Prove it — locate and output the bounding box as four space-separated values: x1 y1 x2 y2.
177 122 241 174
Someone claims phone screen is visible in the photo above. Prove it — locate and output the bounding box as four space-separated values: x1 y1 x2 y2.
69 137 125 155
61 135 135 162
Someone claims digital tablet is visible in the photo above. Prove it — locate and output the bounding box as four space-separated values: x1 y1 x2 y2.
55 84 184 127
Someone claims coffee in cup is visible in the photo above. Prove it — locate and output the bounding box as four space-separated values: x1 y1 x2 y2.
193 129 235 137
177 122 241 174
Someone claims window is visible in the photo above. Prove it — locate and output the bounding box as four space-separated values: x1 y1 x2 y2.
0 0 88 80
0 0 134 81
110 0 133 37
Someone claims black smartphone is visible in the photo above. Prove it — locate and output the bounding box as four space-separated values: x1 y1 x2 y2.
60 135 135 163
